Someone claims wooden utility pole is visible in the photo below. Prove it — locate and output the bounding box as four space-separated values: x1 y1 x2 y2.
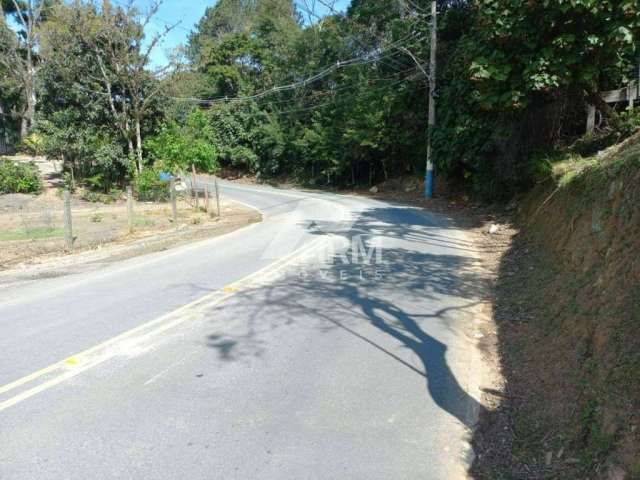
424 0 437 198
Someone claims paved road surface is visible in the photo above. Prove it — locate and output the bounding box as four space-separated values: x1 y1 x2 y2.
0 182 488 479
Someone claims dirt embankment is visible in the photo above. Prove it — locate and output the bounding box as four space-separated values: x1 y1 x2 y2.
472 137 640 479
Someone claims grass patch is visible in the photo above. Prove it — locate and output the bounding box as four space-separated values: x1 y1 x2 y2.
80 188 122 204
551 134 640 189
552 154 599 187
133 216 156 227
0 227 64 241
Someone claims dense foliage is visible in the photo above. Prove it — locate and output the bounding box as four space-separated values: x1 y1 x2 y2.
0 158 42 194
1 0 638 198
146 110 218 173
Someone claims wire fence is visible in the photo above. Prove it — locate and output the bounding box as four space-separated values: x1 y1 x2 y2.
0 178 223 265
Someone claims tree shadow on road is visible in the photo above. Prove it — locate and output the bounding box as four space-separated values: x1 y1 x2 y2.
200 204 489 430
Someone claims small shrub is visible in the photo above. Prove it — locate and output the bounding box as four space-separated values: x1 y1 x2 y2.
145 110 218 173
21 133 44 156
80 188 121 204
0 159 42 194
135 169 169 202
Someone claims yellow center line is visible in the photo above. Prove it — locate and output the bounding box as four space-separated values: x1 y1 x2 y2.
0 235 329 413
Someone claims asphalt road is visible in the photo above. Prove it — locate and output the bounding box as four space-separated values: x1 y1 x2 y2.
0 182 488 479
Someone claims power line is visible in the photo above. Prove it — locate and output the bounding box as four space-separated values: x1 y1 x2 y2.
162 32 424 106
72 57 420 111
313 0 430 75
240 66 423 114
73 61 423 124
195 64 420 112
295 0 411 74
266 72 426 117
73 1 428 114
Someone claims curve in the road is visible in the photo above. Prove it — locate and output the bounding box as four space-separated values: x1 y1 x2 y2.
0 182 488 480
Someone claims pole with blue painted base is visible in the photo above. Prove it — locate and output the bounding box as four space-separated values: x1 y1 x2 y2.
425 159 434 198
424 1 437 199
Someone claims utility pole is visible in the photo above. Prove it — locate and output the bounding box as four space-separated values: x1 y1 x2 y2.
424 0 437 198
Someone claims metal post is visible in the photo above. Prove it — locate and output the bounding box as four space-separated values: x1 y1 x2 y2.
126 185 133 233
204 184 210 214
424 0 437 199
63 189 73 252
170 178 178 227
215 178 221 218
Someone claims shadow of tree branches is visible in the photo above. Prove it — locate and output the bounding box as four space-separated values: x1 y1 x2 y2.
198 205 489 430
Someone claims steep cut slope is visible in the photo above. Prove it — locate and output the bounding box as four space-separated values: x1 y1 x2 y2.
473 134 640 479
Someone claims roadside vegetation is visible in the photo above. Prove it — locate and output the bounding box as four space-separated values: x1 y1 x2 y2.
1 1 640 478
0 158 42 194
0 0 638 199
473 134 640 479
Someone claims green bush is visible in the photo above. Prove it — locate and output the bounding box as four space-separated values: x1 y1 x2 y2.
80 188 122 204
146 110 218 173
20 133 45 156
37 111 127 191
0 159 42 194
135 169 169 202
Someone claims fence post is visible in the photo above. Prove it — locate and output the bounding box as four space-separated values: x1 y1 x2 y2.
127 185 134 233
215 178 221 218
191 164 199 211
170 178 178 227
63 189 73 252
204 184 210 214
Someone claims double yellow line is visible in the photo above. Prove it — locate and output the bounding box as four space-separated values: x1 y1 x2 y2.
0 235 328 413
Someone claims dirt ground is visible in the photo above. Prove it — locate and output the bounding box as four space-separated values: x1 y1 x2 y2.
470 139 640 480
1 155 261 269
0 185 261 273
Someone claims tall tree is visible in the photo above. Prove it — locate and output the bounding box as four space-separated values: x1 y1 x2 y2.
0 0 49 139
40 0 175 173
188 0 300 97
93 0 176 173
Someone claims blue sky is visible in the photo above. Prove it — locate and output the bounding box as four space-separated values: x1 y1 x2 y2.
142 0 352 67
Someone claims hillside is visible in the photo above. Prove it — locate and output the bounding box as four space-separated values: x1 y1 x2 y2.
473 134 640 479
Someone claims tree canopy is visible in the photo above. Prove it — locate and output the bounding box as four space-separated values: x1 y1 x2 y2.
0 0 638 197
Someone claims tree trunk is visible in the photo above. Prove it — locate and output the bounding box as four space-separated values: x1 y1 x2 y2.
20 117 28 140
21 50 37 140
135 117 143 174
23 89 36 136
126 117 134 156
